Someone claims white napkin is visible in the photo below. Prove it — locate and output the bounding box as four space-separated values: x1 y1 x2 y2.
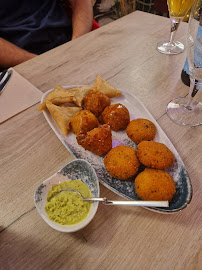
0 68 42 123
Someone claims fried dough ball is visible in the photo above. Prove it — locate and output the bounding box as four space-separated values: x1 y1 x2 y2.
137 141 175 169
82 90 111 117
70 110 99 135
104 145 140 180
126 118 156 144
135 168 176 201
76 124 112 156
99 103 130 131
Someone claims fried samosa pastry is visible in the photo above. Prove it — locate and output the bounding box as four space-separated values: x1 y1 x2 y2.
70 110 99 135
38 85 74 111
93 75 121 98
46 101 82 135
68 86 93 106
76 124 112 156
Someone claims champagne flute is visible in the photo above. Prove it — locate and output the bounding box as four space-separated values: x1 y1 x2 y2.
167 0 202 126
157 0 194 54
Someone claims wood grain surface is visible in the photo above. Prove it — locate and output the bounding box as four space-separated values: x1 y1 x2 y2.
0 11 201 270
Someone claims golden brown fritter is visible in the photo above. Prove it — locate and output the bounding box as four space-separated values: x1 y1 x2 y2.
126 118 156 144
99 103 130 131
70 110 99 135
76 124 112 156
135 168 176 201
82 90 111 117
137 141 175 169
104 145 140 180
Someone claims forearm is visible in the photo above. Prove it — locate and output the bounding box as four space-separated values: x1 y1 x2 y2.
71 0 93 40
0 38 36 69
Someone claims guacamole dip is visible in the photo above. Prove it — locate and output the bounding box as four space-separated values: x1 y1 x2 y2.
45 180 92 225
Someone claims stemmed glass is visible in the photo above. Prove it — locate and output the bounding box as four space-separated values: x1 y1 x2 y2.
157 0 194 54
167 0 202 126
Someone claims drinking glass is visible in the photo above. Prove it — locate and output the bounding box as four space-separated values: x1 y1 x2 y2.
157 0 194 54
167 0 202 126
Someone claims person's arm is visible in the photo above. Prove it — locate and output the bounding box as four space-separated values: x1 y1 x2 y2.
0 38 36 69
71 0 93 40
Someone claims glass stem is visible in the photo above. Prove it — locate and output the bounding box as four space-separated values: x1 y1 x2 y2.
185 78 199 110
168 18 182 45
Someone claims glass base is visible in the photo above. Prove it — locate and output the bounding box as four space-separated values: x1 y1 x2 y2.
166 97 202 126
157 41 184 55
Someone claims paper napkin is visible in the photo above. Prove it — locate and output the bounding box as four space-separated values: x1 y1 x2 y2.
0 68 42 123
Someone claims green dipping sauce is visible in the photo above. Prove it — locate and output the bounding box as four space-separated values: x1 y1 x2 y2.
45 180 92 225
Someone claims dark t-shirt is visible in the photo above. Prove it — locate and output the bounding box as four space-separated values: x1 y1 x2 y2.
0 0 72 54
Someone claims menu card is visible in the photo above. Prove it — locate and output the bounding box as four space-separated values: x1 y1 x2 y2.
0 68 43 123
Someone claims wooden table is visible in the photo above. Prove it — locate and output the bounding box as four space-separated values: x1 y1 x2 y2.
0 11 201 270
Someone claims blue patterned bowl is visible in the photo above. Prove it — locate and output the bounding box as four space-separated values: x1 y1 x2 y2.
34 159 100 232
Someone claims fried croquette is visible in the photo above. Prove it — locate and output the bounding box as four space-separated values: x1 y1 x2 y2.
82 90 110 117
76 124 112 156
70 110 99 135
135 168 176 201
99 103 130 131
126 118 156 144
137 141 175 169
104 145 140 180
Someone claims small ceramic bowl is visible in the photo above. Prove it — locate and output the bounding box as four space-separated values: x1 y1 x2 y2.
34 159 100 232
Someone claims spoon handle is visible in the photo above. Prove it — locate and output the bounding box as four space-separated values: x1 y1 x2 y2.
83 198 169 207
84 197 106 202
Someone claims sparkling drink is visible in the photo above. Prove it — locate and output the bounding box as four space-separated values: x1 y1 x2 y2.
167 0 194 18
157 0 195 55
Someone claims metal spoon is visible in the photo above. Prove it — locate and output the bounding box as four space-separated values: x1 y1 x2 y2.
57 189 169 207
